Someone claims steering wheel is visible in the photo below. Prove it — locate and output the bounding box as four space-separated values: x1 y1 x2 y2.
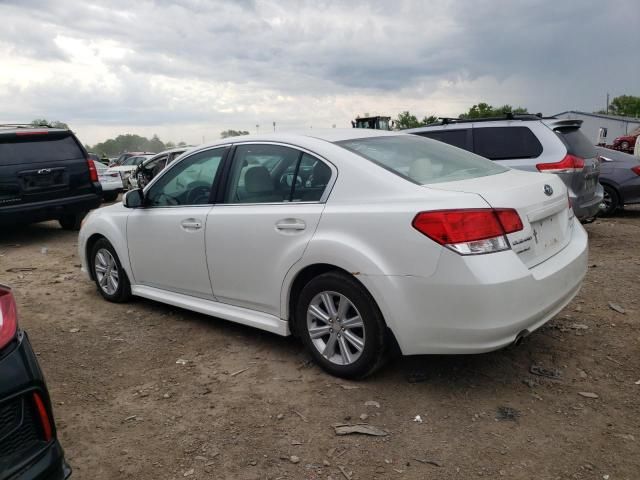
187 185 210 205
279 173 302 190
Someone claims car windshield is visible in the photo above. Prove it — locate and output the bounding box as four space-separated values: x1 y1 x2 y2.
336 135 508 185
123 156 146 166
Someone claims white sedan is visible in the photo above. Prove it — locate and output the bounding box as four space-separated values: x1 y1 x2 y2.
78 130 588 378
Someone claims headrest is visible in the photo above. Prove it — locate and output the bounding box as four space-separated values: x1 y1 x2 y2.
245 165 273 194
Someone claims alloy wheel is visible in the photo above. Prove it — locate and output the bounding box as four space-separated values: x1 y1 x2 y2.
94 248 119 295
306 291 365 366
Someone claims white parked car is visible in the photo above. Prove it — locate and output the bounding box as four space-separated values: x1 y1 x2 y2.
106 154 154 189
78 130 588 378
93 160 123 202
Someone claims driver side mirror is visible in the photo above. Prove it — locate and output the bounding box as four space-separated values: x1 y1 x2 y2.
123 188 144 208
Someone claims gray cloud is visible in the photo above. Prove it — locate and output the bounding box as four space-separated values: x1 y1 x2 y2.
0 0 638 144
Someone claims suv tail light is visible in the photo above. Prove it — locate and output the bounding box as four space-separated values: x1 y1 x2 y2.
632 166 640 176
536 154 585 173
412 209 523 255
33 392 53 442
87 159 99 182
0 287 18 349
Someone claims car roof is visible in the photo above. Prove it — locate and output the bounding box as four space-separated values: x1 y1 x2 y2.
192 129 403 153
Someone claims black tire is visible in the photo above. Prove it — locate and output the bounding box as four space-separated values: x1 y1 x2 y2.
59 212 86 230
90 238 131 303
600 184 620 217
296 271 387 379
103 191 118 202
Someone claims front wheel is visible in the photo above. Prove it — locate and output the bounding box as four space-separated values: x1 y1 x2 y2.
296 271 387 379
90 238 131 302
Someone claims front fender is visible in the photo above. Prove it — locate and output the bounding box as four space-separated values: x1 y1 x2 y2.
78 206 132 283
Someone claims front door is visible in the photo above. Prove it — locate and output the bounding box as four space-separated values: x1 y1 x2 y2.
127 147 227 298
206 143 335 316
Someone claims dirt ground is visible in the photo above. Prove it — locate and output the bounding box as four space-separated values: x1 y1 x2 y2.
1 207 639 480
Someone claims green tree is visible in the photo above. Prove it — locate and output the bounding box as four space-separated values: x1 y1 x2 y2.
220 129 250 139
393 111 439 130
177 141 187 147
30 118 69 129
89 134 168 156
608 95 640 117
458 103 528 119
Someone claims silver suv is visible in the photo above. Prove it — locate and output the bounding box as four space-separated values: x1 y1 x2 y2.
405 116 603 221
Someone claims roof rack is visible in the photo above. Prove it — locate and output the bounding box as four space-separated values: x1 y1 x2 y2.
431 113 543 126
0 123 55 129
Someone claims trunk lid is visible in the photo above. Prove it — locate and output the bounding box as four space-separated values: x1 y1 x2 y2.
427 170 574 268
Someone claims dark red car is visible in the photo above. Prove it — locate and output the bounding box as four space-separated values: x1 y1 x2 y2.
612 132 639 151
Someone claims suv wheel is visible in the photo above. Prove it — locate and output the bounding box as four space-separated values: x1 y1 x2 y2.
90 238 131 302
296 271 387 379
59 212 86 230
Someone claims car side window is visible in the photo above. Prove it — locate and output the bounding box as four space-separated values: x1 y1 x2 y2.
473 126 543 160
291 154 332 202
225 144 301 204
145 148 225 207
416 129 470 151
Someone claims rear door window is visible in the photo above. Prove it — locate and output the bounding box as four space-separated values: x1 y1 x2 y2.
472 126 543 160
0 134 84 166
414 129 470 150
555 128 596 159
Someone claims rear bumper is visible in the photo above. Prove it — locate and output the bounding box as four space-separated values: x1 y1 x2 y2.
572 183 604 220
0 333 70 480
364 219 588 355
0 193 101 226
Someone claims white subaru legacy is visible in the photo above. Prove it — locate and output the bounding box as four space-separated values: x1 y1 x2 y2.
78 129 588 378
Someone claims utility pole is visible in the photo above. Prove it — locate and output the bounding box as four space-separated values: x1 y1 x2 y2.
273 121 276 132
606 93 610 114
256 124 260 134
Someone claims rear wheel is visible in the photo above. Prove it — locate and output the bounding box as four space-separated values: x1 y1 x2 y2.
90 238 131 302
600 185 620 216
103 191 118 202
620 141 630 150
59 212 86 230
296 271 387 379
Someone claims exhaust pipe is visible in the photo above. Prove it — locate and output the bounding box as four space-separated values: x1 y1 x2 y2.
513 329 530 347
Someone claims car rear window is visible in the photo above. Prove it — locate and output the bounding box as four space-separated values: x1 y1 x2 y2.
473 126 543 160
336 135 508 185
555 128 596 159
0 133 84 166
413 129 469 150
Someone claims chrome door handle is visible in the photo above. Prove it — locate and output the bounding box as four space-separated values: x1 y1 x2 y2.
275 219 306 231
181 219 203 230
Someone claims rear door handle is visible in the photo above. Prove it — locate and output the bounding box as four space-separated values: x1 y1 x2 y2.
181 218 203 230
275 218 306 231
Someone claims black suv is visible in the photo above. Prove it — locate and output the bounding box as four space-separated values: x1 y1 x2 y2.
0 125 102 230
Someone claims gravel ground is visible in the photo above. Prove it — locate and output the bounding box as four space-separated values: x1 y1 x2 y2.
1 208 639 479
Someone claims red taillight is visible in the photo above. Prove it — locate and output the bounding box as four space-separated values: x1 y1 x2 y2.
536 154 585 173
87 159 98 182
0 287 18 349
15 130 49 136
33 392 53 442
632 166 640 176
412 209 523 255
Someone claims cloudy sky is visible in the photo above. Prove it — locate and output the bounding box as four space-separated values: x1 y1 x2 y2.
1 0 638 145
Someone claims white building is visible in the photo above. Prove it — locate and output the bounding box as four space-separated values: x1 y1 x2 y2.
553 111 640 145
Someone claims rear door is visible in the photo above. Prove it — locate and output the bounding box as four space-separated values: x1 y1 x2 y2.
205 143 335 316
0 130 92 207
